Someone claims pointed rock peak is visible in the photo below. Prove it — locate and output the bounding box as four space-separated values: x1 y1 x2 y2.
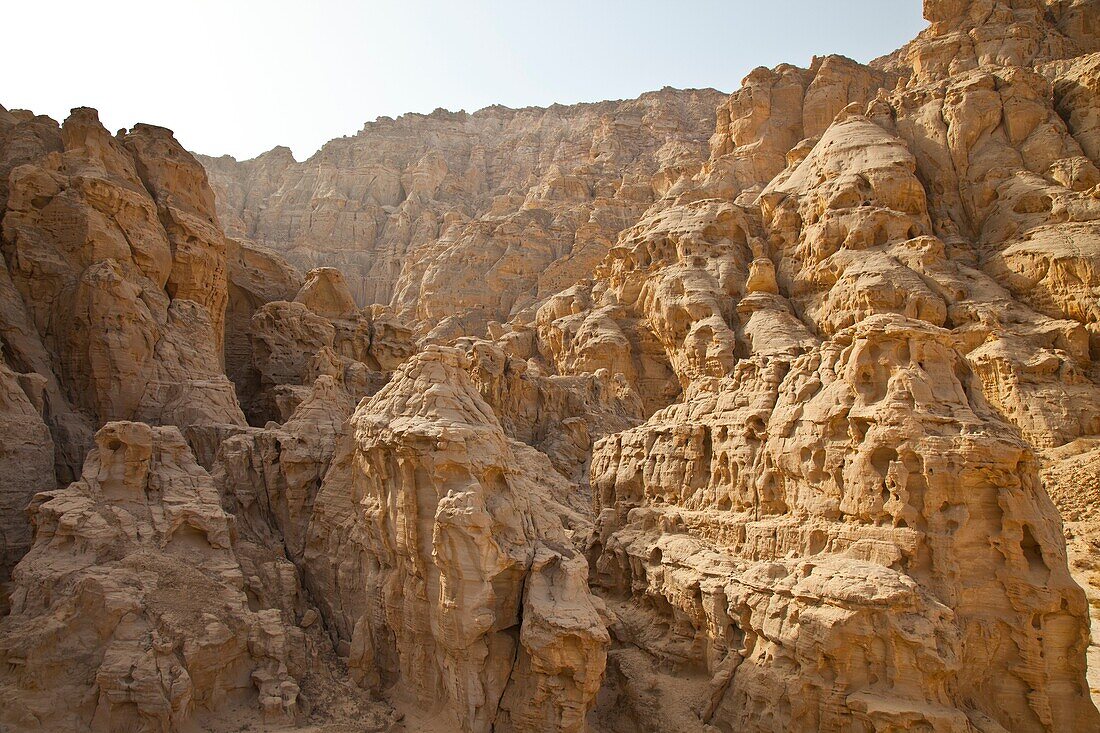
60 106 141 181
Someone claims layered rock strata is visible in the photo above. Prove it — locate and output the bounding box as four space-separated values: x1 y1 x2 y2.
199 89 727 337
510 1 1100 729
0 105 245 604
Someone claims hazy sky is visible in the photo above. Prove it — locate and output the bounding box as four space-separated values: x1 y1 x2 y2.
3 1 926 161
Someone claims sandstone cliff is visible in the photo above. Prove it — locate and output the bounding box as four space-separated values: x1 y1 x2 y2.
304 346 607 732
199 89 726 339
495 0 1100 729
0 422 311 730
0 105 244 608
0 1 1097 731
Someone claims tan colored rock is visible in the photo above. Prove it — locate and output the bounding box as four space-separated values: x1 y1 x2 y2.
0 107 249 612
521 3 1100 727
0 2 1098 731
250 301 336 410
589 315 1096 731
0 108 244 430
251 269 417 401
0 422 309 732
534 282 682 416
755 100 1099 448
228 238 304 309
705 56 897 197
459 337 642 484
1049 52 1100 166
0 357 54 609
121 123 231 356
247 283 410 424
216 374 354 563
295 267 360 320
225 237 304 421
198 90 726 333
0 238 91 483
365 304 418 371
1041 437 1100 707
303 346 607 732
901 0 1095 83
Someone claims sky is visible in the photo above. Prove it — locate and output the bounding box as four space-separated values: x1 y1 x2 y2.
2 1 927 161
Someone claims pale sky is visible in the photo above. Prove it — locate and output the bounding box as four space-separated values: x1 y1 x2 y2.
2 1 926 161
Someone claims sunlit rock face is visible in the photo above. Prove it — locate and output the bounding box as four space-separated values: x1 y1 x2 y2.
303 347 608 733
590 314 1094 731
522 1 1100 729
0 422 311 732
1 111 244 431
0 0 1097 731
0 106 246 606
198 89 726 335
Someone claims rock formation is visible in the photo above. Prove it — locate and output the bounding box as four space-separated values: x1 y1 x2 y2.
303 346 608 732
0 1 1098 731
2 110 244 431
0 422 309 731
0 358 54 610
198 89 726 338
0 105 244 610
244 265 412 425
224 236 304 424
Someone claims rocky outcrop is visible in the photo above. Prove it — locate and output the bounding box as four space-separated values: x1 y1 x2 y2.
1 109 244 429
225 237 304 423
1042 436 1100 705
590 315 1095 731
303 347 608 732
515 2 1100 729
216 374 354 564
0 422 309 732
704 54 899 198
0 358 54 608
295 266 360 320
0 1 1098 731
121 123 232 356
245 266 412 425
0 108 244 441
0 107 247 605
459 337 643 484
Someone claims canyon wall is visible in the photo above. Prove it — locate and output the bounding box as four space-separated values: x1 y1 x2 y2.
198 89 725 340
0 0 1097 731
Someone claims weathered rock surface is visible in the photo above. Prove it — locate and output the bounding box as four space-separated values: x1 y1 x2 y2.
199 89 726 336
1 109 244 431
0 1 1097 731
459 337 643 484
0 422 309 732
0 358 54 609
1042 436 1100 706
225 236 304 423
245 266 412 425
304 347 608 732
515 1 1100 729
0 106 245 611
590 315 1094 731
216 374 355 565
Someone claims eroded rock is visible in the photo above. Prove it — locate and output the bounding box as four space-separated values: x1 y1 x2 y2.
0 422 308 732
304 347 608 732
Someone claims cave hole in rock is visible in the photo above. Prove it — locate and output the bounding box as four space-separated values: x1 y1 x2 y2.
1021 524 1049 579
